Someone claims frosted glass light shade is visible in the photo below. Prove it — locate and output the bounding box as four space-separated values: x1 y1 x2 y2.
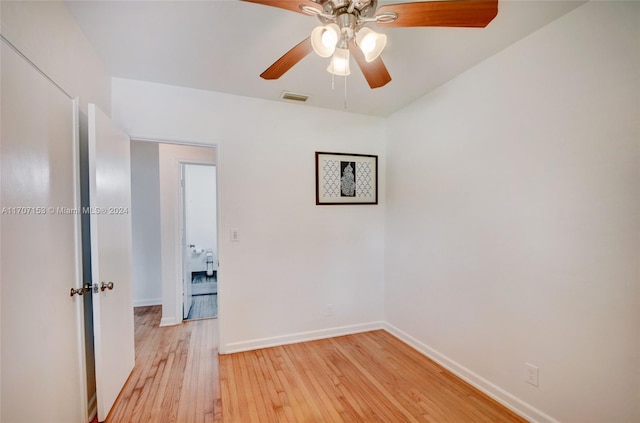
327 48 351 76
311 24 340 58
355 27 387 62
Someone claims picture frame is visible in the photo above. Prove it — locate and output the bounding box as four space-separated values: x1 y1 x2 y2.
315 152 378 205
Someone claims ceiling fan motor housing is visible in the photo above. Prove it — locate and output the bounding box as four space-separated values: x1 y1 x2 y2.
316 0 378 24
336 13 357 43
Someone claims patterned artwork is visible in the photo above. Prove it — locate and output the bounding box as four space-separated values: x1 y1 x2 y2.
355 161 373 198
316 152 378 205
321 159 341 197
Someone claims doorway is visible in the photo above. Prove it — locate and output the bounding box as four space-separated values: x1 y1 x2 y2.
182 163 218 320
131 142 216 326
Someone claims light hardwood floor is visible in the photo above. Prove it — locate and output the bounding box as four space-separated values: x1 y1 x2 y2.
104 306 220 423
105 306 526 422
220 332 526 423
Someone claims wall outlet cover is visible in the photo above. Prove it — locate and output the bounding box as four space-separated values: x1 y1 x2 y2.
525 363 539 387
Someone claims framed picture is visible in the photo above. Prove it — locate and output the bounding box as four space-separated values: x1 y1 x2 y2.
315 152 378 205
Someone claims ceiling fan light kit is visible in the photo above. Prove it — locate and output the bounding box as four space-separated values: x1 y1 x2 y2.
310 23 340 57
244 0 499 89
327 47 351 76
355 27 387 63
307 2 389 76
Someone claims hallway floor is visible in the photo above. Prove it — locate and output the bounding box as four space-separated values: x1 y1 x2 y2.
104 306 220 422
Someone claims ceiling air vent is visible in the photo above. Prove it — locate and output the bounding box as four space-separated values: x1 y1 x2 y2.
281 91 310 103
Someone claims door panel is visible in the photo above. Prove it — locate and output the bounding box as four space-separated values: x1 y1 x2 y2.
0 42 87 423
182 166 192 319
88 104 135 422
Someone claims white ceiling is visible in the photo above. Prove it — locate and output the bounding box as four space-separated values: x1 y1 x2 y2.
65 0 585 117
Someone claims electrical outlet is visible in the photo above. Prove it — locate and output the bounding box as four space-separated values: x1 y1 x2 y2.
230 228 239 242
525 363 539 387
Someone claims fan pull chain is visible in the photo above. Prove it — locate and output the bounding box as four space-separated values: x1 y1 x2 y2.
328 66 347 110
344 75 348 110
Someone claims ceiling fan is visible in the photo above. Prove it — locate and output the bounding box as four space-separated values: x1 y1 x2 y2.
241 0 498 89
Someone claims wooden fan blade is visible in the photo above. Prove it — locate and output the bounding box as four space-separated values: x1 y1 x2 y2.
260 37 313 80
376 0 498 28
349 42 392 89
240 0 320 15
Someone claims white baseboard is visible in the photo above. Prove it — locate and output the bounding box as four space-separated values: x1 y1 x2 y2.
159 316 180 327
221 321 385 354
133 298 162 307
383 323 560 423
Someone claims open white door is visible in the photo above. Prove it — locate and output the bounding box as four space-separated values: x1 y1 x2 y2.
1 42 87 422
87 103 135 422
182 165 193 319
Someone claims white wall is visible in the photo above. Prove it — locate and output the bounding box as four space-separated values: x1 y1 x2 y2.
385 2 640 423
130 141 162 306
1 1 111 114
112 78 387 352
185 164 217 274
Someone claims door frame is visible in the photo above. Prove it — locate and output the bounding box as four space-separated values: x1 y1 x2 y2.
180 163 218 321
131 137 220 328
180 163 192 320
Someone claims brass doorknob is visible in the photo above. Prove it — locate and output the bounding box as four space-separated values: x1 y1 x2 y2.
70 287 84 297
70 283 92 297
100 281 114 291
